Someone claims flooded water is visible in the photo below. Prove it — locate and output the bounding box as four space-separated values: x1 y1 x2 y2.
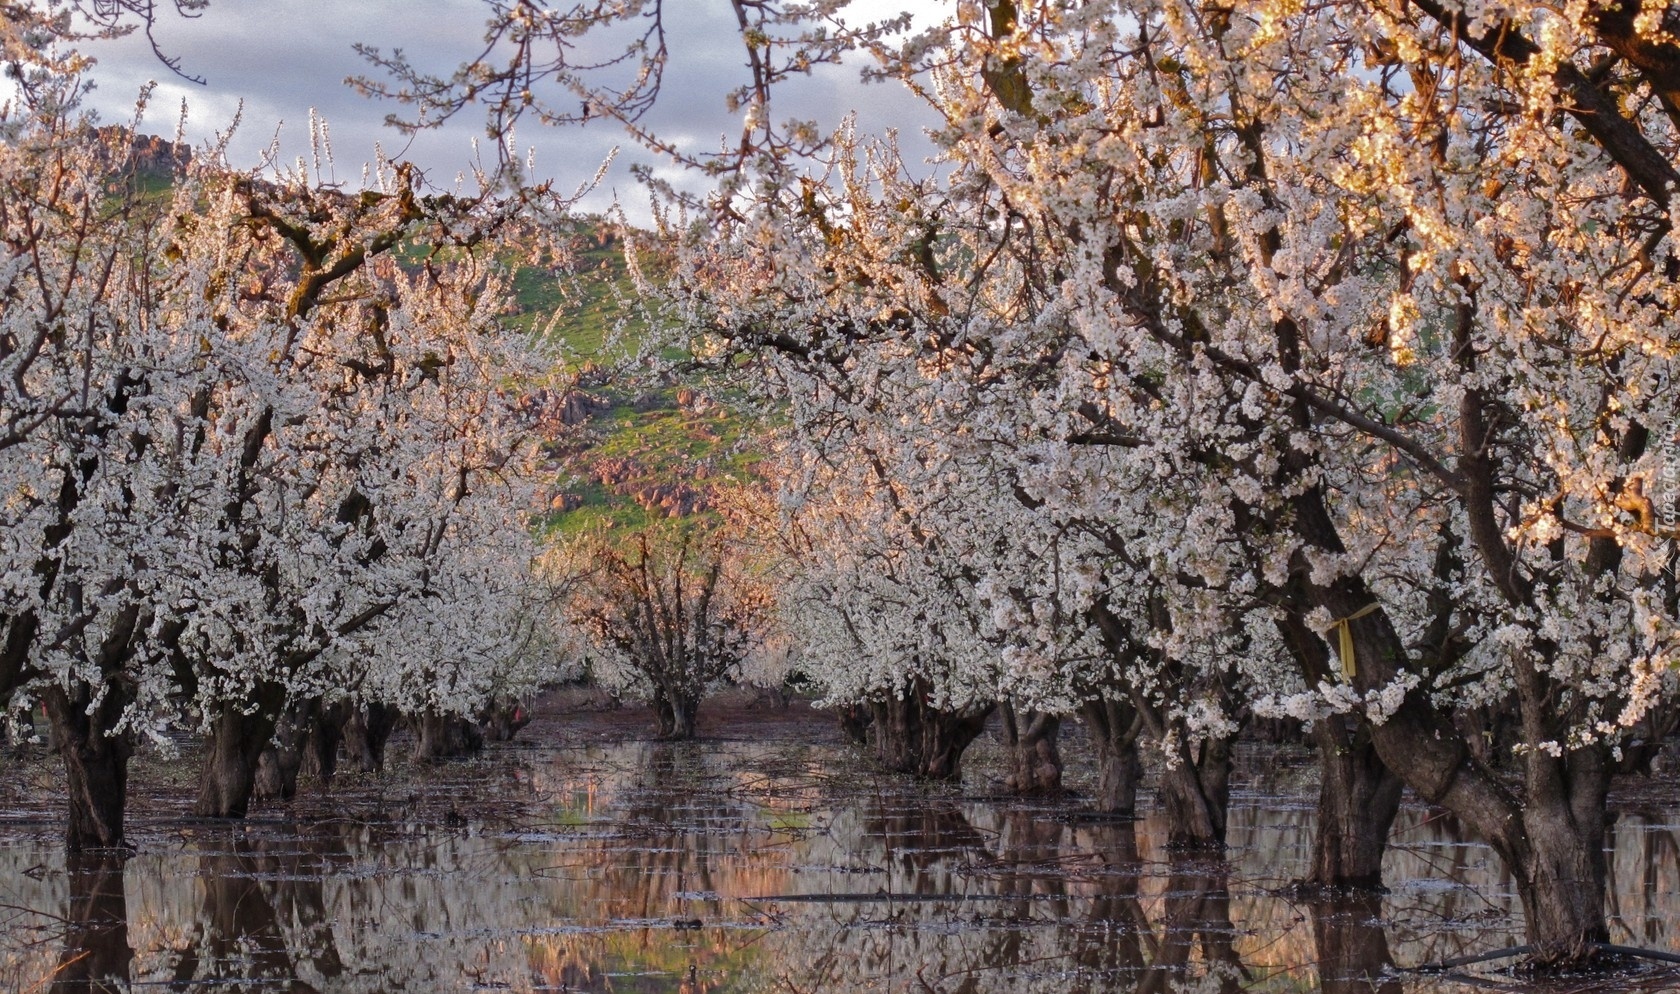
5 723 1680 992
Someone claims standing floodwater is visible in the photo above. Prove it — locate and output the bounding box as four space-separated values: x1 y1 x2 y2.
4 705 1680 992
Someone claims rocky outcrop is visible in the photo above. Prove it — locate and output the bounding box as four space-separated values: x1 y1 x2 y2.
519 388 609 437
90 127 192 176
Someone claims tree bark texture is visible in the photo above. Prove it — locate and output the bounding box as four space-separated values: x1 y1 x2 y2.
1081 698 1144 816
194 693 281 818
44 683 133 852
253 696 320 802
342 702 397 773
1291 480 1614 966
299 698 349 781
998 701 1063 795
1158 731 1233 851
865 681 995 780
652 686 700 741
477 697 532 742
1305 716 1402 891
413 710 485 761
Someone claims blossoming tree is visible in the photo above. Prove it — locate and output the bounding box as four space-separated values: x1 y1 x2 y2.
1 41 568 844
646 0 1680 966
559 520 776 739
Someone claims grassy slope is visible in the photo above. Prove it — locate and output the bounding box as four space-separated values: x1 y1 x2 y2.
504 221 637 363
517 219 765 540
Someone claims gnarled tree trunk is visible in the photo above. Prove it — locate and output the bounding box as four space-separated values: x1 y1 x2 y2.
342 702 397 773
1275 612 1402 890
44 683 133 852
300 698 349 782
1081 698 1144 816
195 689 282 818
1158 730 1234 850
998 701 1062 795
477 697 532 742
253 696 320 802
652 685 699 741
837 703 871 745
866 680 995 780
1085 600 1238 843
1292 483 1615 967
413 710 485 761
1501 771 1612 966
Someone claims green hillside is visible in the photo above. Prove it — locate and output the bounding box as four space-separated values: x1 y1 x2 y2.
504 218 644 363
514 219 769 541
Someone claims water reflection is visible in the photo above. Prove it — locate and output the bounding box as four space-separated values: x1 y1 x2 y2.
4 739 1680 991
1143 860 1245 994
165 834 344 991
52 854 131 994
1311 893 1401 994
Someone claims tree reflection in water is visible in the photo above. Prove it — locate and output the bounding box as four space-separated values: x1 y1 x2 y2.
1309 892 1400 994
52 853 131 994
1137 857 1246 994
1073 823 1149 980
164 829 347 991
10 737 1680 991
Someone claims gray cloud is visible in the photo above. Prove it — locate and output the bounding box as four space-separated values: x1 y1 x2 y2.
79 1 937 222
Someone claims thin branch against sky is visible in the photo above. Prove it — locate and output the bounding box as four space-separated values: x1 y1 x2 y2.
73 0 934 220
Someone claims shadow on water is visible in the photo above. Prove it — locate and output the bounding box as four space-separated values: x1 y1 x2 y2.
6 736 1680 991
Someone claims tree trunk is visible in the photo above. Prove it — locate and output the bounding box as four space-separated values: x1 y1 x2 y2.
1455 692 1519 771
866 681 995 780
477 697 532 742
0 613 37 732
54 853 133 993
342 702 396 772
194 697 279 818
253 696 320 802
837 703 872 745
1287 479 1617 967
413 710 485 761
300 699 348 782
1303 716 1402 891
1332 595 1613 965
1503 792 1611 967
652 685 699 740
1158 731 1233 850
43 683 133 853
1081 698 1144 816
998 701 1062 795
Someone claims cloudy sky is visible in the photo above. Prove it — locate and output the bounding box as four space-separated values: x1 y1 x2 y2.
77 0 934 221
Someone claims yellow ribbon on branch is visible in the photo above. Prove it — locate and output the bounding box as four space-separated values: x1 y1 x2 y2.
1324 603 1380 680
